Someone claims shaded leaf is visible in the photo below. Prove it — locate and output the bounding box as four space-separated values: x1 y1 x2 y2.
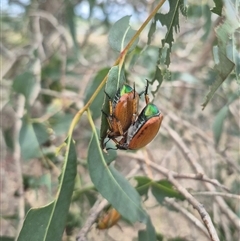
212 105 229 147
17 138 77 241
152 180 185 204
138 217 157 241
49 112 73 136
87 129 147 224
135 176 152 199
155 0 186 66
108 15 139 52
211 0 223 16
202 0 238 109
20 118 42 160
84 68 110 120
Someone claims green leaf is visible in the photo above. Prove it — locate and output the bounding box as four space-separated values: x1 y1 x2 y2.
151 180 185 204
20 118 42 160
138 217 157 241
100 66 126 147
108 15 139 52
84 68 110 120
135 176 152 199
17 138 77 241
155 0 186 67
211 0 223 16
0 237 15 241
212 105 229 147
65 2 78 55
12 72 39 107
49 112 73 136
202 0 238 109
33 123 49 145
147 19 156 45
87 129 147 224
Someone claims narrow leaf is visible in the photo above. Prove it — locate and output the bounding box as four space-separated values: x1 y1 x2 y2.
138 217 157 241
212 105 229 147
17 138 77 241
88 130 147 224
108 15 139 52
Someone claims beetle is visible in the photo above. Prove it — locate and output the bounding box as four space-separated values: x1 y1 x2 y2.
96 207 121 230
103 84 139 139
112 103 163 150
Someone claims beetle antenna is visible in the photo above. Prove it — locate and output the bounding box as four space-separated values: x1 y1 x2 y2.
133 82 136 99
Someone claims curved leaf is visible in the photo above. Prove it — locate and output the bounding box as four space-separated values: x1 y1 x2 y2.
100 66 126 146
88 129 147 224
17 138 77 241
138 217 157 241
108 15 139 52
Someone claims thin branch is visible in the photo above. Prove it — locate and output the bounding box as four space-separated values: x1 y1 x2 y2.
162 122 240 230
191 191 240 200
167 172 220 241
164 198 210 239
13 95 25 241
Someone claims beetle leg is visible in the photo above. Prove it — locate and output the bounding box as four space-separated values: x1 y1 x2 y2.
144 79 150 104
101 110 114 131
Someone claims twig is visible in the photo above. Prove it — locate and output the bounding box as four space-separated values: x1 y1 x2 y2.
119 152 223 240
163 122 240 230
76 163 141 240
167 172 220 241
164 198 209 239
13 95 26 241
76 198 108 241
119 152 229 191
191 191 240 200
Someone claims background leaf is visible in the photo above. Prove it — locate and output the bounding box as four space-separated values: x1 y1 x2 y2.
212 105 229 147
17 138 77 241
108 15 139 52
88 129 147 224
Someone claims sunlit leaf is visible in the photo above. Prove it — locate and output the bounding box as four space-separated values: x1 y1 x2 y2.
17 138 77 241
108 15 139 52
88 129 147 224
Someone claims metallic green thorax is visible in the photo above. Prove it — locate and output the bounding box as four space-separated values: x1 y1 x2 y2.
126 103 160 141
120 85 133 96
112 84 133 108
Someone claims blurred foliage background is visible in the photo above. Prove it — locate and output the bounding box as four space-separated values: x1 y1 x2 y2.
1 0 239 241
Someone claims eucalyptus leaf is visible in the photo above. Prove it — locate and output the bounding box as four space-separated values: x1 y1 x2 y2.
212 105 229 147
202 0 238 109
108 15 139 52
88 129 147 224
138 217 157 241
17 138 77 241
